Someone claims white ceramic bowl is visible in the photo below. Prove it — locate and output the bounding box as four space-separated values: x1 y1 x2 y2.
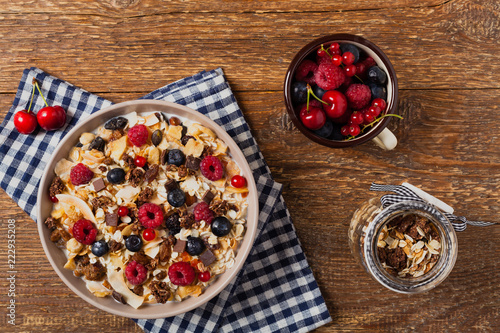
37 100 259 319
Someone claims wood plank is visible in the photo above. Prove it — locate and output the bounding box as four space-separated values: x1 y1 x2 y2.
0 0 498 94
0 88 498 331
0 0 447 15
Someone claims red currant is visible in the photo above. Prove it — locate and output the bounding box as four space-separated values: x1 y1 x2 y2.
329 42 340 52
134 156 147 167
142 229 156 241
331 55 342 67
198 271 211 282
317 47 326 57
340 125 350 136
344 64 357 77
342 52 355 65
349 125 361 137
50 195 59 203
371 98 387 111
118 206 129 217
231 175 247 188
363 112 376 124
367 106 381 117
350 111 364 125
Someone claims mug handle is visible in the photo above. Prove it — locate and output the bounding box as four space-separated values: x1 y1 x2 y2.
372 128 397 150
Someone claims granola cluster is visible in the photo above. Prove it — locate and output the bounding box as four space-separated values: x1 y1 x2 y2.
44 111 249 309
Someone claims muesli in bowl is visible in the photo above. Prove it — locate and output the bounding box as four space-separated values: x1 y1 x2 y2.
43 110 250 309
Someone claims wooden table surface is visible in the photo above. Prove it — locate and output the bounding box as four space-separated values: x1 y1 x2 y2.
1 0 499 332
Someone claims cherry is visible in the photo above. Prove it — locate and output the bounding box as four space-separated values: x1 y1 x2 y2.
349 125 361 136
33 79 66 131
118 206 129 217
344 65 357 77
299 105 326 130
142 229 156 241
134 156 147 167
340 125 350 136
14 110 38 134
350 111 364 125
13 81 38 134
331 55 342 67
231 175 247 188
198 271 211 282
372 98 387 111
321 90 348 119
342 52 355 65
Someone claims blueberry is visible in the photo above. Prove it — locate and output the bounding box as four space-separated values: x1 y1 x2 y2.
291 81 308 105
340 44 360 63
314 120 333 138
164 213 181 235
211 217 232 237
125 235 143 252
367 82 387 100
89 136 105 152
329 123 344 141
367 66 387 85
104 117 128 130
107 168 126 184
167 149 185 166
167 188 186 207
91 240 109 257
312 85 326 100
186 236 205 256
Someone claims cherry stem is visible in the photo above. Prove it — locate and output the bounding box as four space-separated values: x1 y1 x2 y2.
306 84 328 105
33 78 49 107
27 81 36 113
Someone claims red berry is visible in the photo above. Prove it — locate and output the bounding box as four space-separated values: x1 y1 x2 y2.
355 63 366 75
367 106 382 117
331 55 342 67
345 84 372 110
340 125 350 136
128 124 149 147
50 195 59 203
349 125 361 137
13 110 38 134
231 175 247 188
321 90 348 119
193 202 214 224
350 111 364 125
344 64 357 77
363 56 377 68
138 203 164 228
372 98 387 111
317 48 326 57
198 271 211 282
142 229 156 241
118 206 129 217
295 60 318 85
37 106 66 131
329 42 340 52
168 261 196 286
314 62 346 90
70 163 94 186
363 112 376 124
299 105 326 130
125 261 148 285
342 52 355 65
134 156 147 168
200 156 224 181
72 219 97 245
330 108 352 124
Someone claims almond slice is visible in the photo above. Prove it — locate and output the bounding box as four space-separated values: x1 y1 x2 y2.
56 194 96 223
107 268 145 309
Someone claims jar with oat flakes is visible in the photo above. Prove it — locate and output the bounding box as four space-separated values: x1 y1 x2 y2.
348 198 458 293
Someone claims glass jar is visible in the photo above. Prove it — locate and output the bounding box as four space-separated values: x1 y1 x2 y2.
348 197 458 293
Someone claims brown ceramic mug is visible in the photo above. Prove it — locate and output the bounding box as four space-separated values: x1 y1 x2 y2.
284 34 399 149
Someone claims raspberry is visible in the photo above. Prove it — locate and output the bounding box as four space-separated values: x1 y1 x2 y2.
138 203 164 228
363 56 377 68
125 261 147 285
295 60 317 85
200 156 224 181
72 219 98 245
193 202 214 224
127 124 149 147
70 163 94 186
168 262 196 286
314 62 345 90
345 84 372 110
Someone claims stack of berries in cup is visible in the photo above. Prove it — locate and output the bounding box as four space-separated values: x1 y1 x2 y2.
292 42 389 140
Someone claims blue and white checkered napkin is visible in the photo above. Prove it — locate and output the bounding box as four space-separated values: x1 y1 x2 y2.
0 67 332 332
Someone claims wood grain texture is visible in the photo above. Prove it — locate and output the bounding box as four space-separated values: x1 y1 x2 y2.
0 0 499 331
